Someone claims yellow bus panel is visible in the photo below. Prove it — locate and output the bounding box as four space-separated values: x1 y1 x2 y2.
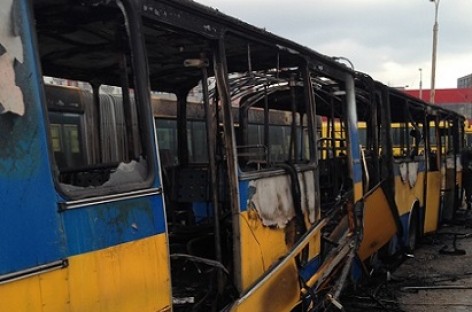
0 234 171 312
358 187 397 260
424 171 442 233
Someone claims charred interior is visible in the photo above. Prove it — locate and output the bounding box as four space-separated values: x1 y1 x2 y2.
34 1 155 199
1 0 469 312
33 0 368 310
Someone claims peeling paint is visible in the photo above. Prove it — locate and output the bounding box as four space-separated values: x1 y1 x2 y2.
0 0 25 116
248 176 294 228
399 162 419 188
299 171 316 223
247 172 316 228
408 162 419 188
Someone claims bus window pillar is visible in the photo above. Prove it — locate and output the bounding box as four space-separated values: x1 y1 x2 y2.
200 56 224 296
289 74 298 162
119 54 136 162
212 38 241 292
91 82 102 163
345 73 363 201
176 90 189 166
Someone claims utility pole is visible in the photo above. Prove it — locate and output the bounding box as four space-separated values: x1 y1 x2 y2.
419 68 423 100
430 0 440 104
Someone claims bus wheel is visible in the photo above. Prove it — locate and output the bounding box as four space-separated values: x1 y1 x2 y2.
407 210 418 253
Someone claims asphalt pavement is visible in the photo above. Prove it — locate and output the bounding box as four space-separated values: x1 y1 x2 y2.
341 208 472 312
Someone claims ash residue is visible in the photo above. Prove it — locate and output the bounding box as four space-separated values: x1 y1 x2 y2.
340 210 472 312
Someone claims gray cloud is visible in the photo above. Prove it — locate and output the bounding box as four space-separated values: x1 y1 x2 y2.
195 0 472 88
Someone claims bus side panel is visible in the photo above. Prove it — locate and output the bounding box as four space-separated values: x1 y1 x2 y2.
0 266 66 312
393 161 426 243
237 172 319 290
229 259 301 312
0 234 171 312
440 157 456 222
1 0 65 275
394 163 422 217
424 171 441 233
414 168 427 208
238 210 287 288
68 234 171 312
61 197 166 256
358 186 397 260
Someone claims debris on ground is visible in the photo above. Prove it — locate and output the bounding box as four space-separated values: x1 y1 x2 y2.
341 209 472 312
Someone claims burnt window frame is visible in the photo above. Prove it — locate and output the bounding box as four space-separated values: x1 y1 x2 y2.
32 0 157 200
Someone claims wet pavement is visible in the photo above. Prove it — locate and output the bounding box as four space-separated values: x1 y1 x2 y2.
341 208 472 312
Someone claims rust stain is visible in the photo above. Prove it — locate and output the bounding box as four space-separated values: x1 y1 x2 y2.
284 218 297 248
369 240 379 249
259 262 299 311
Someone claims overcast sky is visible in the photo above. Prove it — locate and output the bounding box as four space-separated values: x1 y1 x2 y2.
194 0 472 89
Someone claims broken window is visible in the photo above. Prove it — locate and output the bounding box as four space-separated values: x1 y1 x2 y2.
33 1 154 197
231 74 313 171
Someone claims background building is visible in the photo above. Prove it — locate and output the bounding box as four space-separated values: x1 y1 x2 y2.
405 88 472 120
404 85 472 147
458 73 472 88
